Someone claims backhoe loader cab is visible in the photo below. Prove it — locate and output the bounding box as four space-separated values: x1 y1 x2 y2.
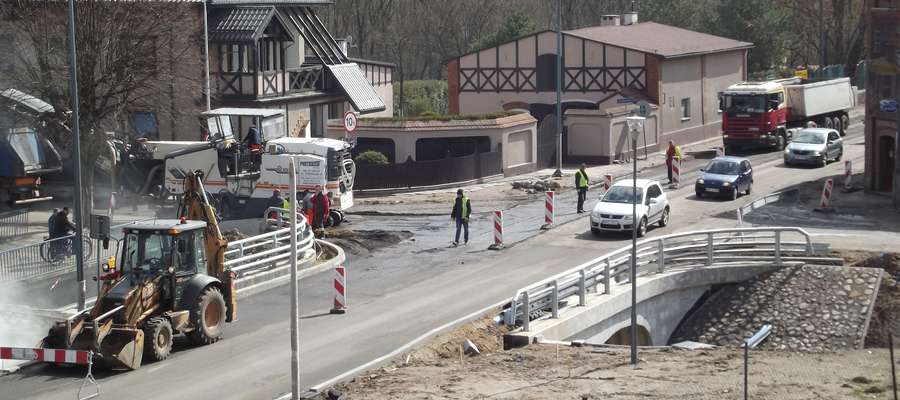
43 219 234 370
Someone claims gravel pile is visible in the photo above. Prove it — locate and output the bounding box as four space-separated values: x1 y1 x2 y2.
510 179 562 194
672 264 882 352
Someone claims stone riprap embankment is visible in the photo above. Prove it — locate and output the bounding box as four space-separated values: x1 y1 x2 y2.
672 264 882 351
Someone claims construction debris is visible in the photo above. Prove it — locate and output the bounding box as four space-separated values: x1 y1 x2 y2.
511 179 561 193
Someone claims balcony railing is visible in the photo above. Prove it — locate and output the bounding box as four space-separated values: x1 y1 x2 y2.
216 65 327 99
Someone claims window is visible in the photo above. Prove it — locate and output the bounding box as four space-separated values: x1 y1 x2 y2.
310 104 325 137
415 136 491 161
828 131 840 141
221 44 250 73
132 112 159 139
741 161 751 173
328 102 344 120
174 233 196 275
680 98 691 120
647 184 662 199
767 92 784 111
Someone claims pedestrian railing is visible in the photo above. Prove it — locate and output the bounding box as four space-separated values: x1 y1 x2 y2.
0 208 30 242
503 227 818 331
223 207 314 278
0 218 149 282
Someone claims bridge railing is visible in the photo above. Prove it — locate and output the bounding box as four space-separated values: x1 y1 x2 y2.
504 227 815 331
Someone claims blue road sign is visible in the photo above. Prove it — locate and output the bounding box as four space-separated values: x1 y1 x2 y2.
880 99 898 113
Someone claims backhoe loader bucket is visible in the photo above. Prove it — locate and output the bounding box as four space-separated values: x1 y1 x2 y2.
96 328 144 370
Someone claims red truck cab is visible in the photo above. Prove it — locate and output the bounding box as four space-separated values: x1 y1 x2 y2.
720 80 793 152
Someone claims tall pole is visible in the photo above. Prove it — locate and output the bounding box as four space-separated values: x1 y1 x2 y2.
630 127 638 365
67 0 86 311
202 0 211 111
289 159 301 399
819 0 826 67
552 0 563 177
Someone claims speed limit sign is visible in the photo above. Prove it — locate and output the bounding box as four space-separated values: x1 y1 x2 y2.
343 111 358 133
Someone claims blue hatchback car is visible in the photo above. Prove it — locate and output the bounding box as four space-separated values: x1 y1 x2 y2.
694 156 754 200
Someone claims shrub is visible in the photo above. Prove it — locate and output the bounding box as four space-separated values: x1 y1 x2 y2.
354 150 389 166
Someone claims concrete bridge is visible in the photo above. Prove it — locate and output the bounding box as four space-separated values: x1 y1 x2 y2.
503 227 880 349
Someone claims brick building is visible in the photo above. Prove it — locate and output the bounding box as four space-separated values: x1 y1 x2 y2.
865 0 900 206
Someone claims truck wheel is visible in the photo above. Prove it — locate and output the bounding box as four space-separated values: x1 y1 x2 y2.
824 117 834 130
142 317 173 362
775 135 786 151
187 286 226 346
841 114 850 135
329 210 343 227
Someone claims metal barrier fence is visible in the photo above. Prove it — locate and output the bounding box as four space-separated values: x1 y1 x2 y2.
0 219 151 282
0 208 30 242
223 207 315 278
503 227 816 331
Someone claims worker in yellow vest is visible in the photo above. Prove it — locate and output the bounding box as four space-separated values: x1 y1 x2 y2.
575 163 590 213
450 188 472 247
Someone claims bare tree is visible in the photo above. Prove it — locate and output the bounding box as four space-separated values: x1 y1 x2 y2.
1 0 203 215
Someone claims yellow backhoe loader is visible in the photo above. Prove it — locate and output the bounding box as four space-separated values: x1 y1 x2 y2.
41 170 237 370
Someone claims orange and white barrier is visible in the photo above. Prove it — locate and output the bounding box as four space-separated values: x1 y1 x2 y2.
330 265 347 314
1 347 91 364
603 174 614 193
489 210 504 250
716 146 725 157
541 191 555 229
671 159 682 188
819 179 834 209
844 160 852 191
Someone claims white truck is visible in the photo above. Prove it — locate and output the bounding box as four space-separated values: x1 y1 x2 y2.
720 77 856 152
154 108 354 223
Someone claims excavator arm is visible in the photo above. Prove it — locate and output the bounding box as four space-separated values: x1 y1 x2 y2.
178 170 236 321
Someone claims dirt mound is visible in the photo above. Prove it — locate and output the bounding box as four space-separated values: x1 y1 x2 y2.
841 251 900 347
409 313 511 363
223 229 248 241
323 228 413 257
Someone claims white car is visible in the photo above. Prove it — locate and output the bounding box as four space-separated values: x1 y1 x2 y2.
590 179 670 237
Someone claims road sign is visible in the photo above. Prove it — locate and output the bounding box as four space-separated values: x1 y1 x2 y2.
343 111 358 133
880 99 898 113
617 97 636 104
637 100 651 117
89 214 110 240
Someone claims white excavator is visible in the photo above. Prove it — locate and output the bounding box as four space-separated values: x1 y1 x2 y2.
128 108 355 223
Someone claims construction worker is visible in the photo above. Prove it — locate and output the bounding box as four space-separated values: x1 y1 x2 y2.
575 163 589 213
665 140 683 184
311 186 330 229
267 190 285 220
450 189 471 247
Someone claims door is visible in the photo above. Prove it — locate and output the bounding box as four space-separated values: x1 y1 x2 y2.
879 136 895 192
827 130 841 159
172 231 203 308
740 160 753 191
645 184 664 222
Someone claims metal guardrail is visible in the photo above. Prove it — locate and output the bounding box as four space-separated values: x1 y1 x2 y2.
223 207 315 278
736 189 797 224
0 218 151 282
503 227 816 331
0 208 30 242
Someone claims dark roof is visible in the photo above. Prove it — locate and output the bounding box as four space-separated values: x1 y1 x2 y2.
209 6 284 43
564 22 753 59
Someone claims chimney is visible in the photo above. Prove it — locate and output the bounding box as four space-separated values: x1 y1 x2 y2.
600 15 621 26
622 12 638 25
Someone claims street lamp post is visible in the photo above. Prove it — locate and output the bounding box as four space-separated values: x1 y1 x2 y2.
66 0 86 311
553 0 563 178
625 115 645 366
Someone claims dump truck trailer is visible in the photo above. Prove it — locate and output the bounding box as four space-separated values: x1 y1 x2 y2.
720 77 856 152
0 89 63 206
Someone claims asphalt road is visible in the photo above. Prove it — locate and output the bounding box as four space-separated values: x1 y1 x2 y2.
1 121 886 400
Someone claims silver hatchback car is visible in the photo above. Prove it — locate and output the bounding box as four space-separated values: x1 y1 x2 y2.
783 128 843 167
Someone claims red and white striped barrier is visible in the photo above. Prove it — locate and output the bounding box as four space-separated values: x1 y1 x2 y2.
716 146 725 157
603 174 614 193
671 159 682 188
541 191 555 229
1 347 91 364
819 179 834 209
330 265 347 314
844 160 852 191
489 210 504 250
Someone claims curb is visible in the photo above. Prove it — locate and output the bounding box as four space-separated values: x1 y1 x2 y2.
857 268 884 349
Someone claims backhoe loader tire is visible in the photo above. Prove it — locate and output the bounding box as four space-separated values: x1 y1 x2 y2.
187 286 226 345
143 317 173 362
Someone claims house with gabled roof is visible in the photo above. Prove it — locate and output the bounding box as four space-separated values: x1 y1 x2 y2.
446 13 753 165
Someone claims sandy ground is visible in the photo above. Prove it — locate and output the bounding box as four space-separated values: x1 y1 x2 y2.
324 340 899 400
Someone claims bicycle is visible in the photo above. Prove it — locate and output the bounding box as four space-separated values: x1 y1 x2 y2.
40 234 93 263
